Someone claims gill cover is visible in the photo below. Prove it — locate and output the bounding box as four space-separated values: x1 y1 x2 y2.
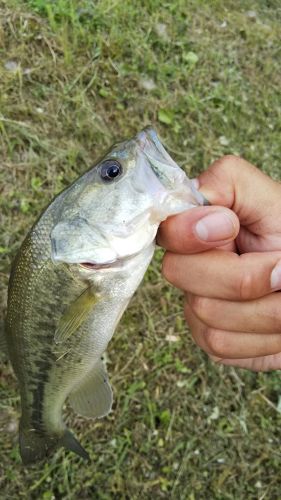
51 217 118 265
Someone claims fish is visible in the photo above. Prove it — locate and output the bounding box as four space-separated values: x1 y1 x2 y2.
4 127 207 464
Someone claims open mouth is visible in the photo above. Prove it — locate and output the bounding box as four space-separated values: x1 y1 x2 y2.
79 251 140 271
80 261 117 270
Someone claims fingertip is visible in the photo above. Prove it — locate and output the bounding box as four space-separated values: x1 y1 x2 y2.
198 187 219 205
157 215 177 250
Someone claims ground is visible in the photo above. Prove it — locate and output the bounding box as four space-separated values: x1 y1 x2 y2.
0 0 281 498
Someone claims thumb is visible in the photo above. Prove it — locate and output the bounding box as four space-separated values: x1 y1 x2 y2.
157 206 239 254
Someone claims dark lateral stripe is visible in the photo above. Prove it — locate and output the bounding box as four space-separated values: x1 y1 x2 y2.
31 356 53 429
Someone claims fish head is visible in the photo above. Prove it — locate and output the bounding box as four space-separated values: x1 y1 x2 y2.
50 127 206 268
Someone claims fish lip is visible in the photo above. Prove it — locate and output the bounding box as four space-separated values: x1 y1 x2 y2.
78 251 140 270
136 127 177 165
135 127 185 186
79 260 117 270
136 127 162 151
136 126 208 209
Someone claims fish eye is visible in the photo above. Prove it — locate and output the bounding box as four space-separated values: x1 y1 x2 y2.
99 160 123 182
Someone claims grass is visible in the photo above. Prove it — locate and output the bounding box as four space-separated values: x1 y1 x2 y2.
0 0 281 498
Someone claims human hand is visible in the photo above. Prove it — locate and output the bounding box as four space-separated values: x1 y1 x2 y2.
158 155 281 371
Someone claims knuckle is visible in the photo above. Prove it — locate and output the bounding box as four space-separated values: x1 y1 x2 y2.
220 154 241 165
204 328 226 357
209 155 243 185
268 302 281 332
210 155 241 174
238 270 255 300
189 295 209 318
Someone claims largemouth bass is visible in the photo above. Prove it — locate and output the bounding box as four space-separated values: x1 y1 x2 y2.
5 127 207 464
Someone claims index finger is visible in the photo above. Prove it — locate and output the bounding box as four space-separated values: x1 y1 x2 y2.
162 249 281 300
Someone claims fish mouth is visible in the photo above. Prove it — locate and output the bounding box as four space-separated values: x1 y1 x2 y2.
135 127 209 210
79 260 119 270
80 262 115 270
136 127 183 184
79 251 139 271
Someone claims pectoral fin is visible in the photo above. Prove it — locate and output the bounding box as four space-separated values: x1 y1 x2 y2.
68 359 113 418
55 288 98 344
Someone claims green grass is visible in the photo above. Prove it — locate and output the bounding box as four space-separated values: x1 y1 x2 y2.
0 0 281 498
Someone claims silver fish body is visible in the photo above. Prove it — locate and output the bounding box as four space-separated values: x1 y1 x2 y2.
5 127 206 463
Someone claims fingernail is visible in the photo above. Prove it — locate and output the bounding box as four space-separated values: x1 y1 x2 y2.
270 261 281 290
195 212 236 241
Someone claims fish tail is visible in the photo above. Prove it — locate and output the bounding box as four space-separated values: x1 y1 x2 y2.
19 422 89 464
